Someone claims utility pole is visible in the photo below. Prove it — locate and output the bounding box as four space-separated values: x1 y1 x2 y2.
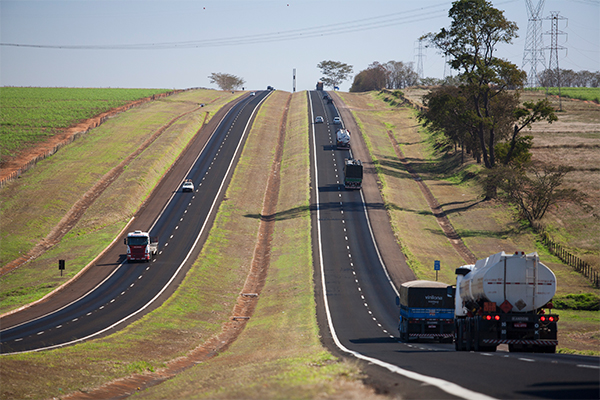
522 0 546 87
544 11 567 110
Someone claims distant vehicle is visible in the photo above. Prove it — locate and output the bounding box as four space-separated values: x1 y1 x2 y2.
250 92 256 96
333 116 342 125
396 280 455 342
315 116 324 124
124 230 158 262
316 81 324 90
323 94 329 99
267 86 274 90
336 129 350 149
343 158 363 189
182 179 194 192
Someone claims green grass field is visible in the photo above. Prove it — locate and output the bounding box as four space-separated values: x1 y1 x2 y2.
526 87 600 103
0 87 173 159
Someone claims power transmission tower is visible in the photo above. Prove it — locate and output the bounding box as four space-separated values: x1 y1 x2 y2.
415 39 425 81
522 0 546 87
544 11 567 109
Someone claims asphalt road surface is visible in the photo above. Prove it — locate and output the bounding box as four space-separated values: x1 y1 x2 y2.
1 90 272 354
307 90 600 400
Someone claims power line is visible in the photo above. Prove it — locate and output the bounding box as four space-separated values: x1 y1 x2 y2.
1 4 450 50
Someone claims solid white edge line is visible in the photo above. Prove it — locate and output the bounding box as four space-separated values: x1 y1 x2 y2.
2 92 272 356
309 91 496 400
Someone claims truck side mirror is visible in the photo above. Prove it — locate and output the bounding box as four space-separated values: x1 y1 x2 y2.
447 286 453 297
395 296 400 306
124 238 127 245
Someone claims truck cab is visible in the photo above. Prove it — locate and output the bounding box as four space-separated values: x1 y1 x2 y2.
124 230 158 262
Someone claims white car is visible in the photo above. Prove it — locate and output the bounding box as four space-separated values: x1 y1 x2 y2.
315 116 324 123
182 180 194 192
333 116 342 124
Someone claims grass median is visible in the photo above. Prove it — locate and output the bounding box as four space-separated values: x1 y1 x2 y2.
1 90 377 400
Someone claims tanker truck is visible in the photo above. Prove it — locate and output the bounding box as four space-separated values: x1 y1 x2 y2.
396 280 455 342
454 251 558 353
124 230 158 262
336 129 351 149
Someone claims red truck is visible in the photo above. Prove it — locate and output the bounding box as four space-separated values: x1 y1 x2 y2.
124 230 158 262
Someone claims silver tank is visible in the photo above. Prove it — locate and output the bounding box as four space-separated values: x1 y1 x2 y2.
458 251 556 312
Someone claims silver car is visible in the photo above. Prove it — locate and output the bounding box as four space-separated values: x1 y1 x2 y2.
315 116 324 123
333 116 342 124
182 180 194 192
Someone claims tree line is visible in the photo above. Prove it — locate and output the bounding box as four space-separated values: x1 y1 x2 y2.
538 68 600 88
316 0 586 228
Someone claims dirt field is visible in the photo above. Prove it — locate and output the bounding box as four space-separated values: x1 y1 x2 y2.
404 87 600 268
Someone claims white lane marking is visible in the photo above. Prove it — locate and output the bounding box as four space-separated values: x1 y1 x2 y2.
518 358 535 362
308 91 497 400
1 93 275 356
577 364 600 369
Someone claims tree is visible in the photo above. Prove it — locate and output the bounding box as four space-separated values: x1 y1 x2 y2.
349 62 387 92
495 164 583 225
384 61 419 89
317 60 353 89
208 72 245 91
424 0 524 171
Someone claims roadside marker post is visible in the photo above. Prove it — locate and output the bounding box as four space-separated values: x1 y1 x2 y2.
59 259 65 276
434 260 440 281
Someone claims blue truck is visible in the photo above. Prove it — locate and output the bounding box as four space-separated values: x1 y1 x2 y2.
396 280 454 342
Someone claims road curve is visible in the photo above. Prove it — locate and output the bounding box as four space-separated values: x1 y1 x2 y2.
1 90 272 354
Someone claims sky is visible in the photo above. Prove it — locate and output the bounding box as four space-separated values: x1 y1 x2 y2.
1 0 598 91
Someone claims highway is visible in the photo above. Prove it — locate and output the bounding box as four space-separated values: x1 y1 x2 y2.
0 90 272 354
307 90 600 400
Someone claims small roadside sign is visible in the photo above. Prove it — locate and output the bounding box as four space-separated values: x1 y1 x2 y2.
434 260 440 281
59 259 65 276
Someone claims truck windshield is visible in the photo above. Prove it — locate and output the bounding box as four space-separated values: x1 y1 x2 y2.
128 237 148 246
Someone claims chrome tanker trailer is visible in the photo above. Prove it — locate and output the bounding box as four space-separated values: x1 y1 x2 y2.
454 251 558 353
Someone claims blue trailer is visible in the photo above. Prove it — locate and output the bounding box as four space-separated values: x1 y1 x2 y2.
396 280 454 342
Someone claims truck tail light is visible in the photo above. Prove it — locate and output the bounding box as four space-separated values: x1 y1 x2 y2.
540 316 546 322
485 315 492 320
494 315 500 321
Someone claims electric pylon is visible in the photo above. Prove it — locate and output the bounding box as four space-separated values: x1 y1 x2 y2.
522 0 546 87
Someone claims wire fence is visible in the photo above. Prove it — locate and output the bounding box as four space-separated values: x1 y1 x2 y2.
534 223 599 288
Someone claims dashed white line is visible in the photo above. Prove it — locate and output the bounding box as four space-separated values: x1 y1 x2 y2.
577 364 600 369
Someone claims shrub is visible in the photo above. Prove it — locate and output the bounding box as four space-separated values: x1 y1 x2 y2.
553 293 600 311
